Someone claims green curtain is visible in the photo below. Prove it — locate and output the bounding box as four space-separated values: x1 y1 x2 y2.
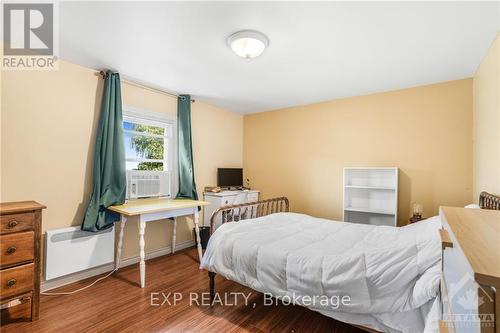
82 71 126 232
175 95 198 201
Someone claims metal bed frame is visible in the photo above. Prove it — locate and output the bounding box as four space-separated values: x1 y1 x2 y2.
479 191 500 210
209 196 290 234
207 197 289 300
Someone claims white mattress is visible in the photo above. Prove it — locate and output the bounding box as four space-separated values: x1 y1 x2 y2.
201 213 442 333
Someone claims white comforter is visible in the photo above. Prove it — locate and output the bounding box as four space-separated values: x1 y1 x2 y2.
201 213 442 333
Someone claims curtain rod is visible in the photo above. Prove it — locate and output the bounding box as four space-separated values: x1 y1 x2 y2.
98 71 195 103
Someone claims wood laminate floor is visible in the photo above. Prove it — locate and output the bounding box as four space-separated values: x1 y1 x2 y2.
2 248 364 333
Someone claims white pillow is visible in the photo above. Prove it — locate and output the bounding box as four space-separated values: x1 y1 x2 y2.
464 203 480 209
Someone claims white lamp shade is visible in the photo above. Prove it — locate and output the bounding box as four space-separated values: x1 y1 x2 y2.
227 30 269 59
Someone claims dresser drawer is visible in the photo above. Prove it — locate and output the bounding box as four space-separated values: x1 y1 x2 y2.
247 192 259 202
0 231 34 268
0 213 34 234
0 292 32 323
0 263 34 299
221 195 237 206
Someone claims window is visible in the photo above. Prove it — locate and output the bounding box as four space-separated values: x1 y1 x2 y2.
123 108 174 172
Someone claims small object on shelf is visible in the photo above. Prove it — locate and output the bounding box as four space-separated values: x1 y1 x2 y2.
409 213 425 224
204 186 221 193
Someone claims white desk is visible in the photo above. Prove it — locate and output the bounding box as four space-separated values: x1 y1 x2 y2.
108 198 209 288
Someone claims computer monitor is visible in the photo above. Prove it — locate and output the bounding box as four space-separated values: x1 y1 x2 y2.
217 168 243 187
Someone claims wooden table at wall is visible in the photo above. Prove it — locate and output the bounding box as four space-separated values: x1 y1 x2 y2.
439 207 500 333
108 198 209 288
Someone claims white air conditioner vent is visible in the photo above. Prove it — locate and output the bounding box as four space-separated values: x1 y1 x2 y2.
127 170 171 199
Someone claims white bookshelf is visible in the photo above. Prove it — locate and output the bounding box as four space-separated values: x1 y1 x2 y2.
343 167 398 226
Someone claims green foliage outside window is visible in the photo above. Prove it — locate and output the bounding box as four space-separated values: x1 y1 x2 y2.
130 124 165 171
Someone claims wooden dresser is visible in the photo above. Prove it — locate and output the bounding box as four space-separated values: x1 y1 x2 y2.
439 206 500 333
0 201 45 324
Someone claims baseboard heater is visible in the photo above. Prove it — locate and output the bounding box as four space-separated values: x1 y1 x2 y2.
45 226 115 280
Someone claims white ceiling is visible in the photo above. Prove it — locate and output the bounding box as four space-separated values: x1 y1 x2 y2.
60 1 500 114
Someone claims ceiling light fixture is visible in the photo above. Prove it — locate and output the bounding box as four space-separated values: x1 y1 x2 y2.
227 30 269 59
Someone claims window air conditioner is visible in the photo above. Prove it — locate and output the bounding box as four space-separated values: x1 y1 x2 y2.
126 170 171 199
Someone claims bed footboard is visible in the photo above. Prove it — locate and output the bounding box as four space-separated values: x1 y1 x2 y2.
209 196 289 234
207 197 289 303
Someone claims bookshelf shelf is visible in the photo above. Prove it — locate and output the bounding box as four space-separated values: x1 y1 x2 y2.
343 167 398 226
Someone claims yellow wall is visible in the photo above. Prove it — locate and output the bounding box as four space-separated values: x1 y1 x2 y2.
1 60 243 262
473 33 500 199
244 79 473 225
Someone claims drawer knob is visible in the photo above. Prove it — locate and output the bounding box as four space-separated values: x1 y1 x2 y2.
7 220 18 228
6 279 16 287
6 246 17 255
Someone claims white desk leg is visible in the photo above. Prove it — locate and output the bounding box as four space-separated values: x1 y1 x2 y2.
138 219 146 288
172 217 177 254
115 215 127 271
193 210 203 268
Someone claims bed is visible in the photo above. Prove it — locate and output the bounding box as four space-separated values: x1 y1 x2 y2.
200 193 499 333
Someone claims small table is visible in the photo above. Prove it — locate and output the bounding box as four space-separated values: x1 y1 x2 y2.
108 198 209 288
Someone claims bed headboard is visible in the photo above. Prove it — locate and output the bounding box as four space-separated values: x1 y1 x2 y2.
479 191 500 210
209 197 289 234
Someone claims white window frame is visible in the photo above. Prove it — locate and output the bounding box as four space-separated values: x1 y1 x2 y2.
122 106 178 194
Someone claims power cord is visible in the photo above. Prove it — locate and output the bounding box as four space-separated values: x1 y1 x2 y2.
40 268 117 296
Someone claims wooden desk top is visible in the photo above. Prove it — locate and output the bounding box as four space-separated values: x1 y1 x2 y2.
108 198 208 216
440 206 500 286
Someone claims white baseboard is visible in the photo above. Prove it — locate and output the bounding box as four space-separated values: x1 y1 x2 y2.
41 239 194 292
